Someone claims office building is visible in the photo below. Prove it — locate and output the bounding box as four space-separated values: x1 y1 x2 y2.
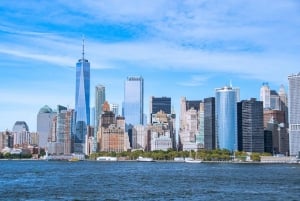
95 85 105 136
288 73 300 156
37 105 56 149
123 76 144 130
98 102 128 152
260 82 271 109
215 85 239 151
149 97 171 122
204 97 216 150
132 125 147 150
237 98 264 153
75 39 90 153
47 105 75 155
179 97 202 151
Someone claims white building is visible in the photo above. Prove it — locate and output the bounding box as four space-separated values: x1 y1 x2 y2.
288 73 300 156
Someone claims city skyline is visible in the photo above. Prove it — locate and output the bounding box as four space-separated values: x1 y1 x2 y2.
1 1 300 131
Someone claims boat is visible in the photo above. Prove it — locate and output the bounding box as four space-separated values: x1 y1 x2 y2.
185 157 202 163
136 156 154 162
174 157 185 162
184 151 202 163
96 156 118 161
68 158 79 162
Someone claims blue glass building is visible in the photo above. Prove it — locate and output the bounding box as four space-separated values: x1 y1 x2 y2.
123 76 144 130
215 86 239 151
75 40 90 153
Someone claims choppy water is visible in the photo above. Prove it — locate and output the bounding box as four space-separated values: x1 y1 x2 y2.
0 160 300 201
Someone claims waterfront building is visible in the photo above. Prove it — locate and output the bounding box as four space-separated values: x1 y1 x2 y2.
37 105 56 149
288 73 300 156
0 131 13 150
95 85 105 137
132 125 147 150
123 76 144 130
12 121 35 148
215 85 239 151
265 117 289 155
75 39 90 153
204 97 216 150
264 130 273 154
179 97 202 151
98 102 128 152
148 110 175 151
237 98 264 153
47 105 75 155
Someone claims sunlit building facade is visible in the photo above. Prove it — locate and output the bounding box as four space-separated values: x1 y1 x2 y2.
215 86 239 151
288 73 300 156
123 76 144 130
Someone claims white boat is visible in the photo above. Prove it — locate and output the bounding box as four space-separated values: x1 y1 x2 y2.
185 157 202 163
136 156 154 162
96 156 118 161
174 157 185 162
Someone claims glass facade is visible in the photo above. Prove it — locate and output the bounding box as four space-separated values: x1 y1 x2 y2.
288 73 300 156
215 86 239 151
123 76 144 130
75 42 90 153
95 85 105 137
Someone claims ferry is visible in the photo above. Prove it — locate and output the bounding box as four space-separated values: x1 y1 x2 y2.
96 156 118 161
136 156 154 162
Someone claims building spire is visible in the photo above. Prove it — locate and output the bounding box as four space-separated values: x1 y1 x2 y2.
82 35 85 61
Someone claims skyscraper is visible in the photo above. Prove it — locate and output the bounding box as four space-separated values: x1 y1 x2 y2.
288 73 300 156
215 85 239 151
204 97 215 150
37 105 56 149
260 82 271 109
75 39 90 153
237 98 264 153
149 96 171 124
123 76 144 129
95 85 105 136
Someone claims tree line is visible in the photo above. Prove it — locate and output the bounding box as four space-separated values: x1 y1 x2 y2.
89 149 271 161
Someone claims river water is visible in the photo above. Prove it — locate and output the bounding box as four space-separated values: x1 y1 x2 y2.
0 160 299 201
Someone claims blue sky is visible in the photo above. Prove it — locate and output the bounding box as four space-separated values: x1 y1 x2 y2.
0 0 300 131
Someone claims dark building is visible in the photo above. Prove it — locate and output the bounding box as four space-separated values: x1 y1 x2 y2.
237 98 264 153
150 96 171 124
264 130 273 154
265 118 289 155
186 100 202 111
204 97 215 150
101 101 115 128
150 96 171 113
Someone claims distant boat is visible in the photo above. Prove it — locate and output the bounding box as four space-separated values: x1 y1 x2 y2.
185 158 202 163
174 157 185 162
136 156 154 162
68 158 79 162
96 156 118 161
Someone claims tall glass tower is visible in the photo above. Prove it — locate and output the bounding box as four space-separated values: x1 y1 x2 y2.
95 84 105 137
215 85 239 151
123 76 144 130
288 73 300 156
75 39 90 153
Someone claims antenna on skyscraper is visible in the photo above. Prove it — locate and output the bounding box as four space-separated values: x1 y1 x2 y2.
82 35 85 60
229 80 232 87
